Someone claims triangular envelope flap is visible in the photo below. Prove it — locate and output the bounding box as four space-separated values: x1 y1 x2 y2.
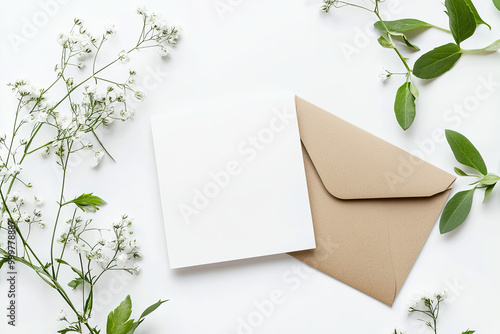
295 96 456 200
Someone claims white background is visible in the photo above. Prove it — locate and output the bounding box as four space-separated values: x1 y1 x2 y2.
1 0 500 333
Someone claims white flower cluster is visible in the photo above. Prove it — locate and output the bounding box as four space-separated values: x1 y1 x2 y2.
57 18 101 58
0 193 45 229
7 78 42 102
59 214 141 275
407 289 447 313
136 5 180 58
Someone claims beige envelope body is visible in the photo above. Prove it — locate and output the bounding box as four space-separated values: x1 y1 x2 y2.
290 97 456 306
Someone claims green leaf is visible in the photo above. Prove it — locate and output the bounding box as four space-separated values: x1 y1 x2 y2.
479 173 500 186
374 19 434 34
483 184 495 203
463 0 491 29
68 278 84 290
454 167 469 176
445 0 476 45
476 39 500 52
445 130 487 175
107 295 135 334
377 35 393 49
462 330 475 334
409 82 419 99
0 257 10 269
413 43 462 79
84 292 93 318
394 82 416 130
139 300 168 320
440 188 475 233
126 320 143 334
494 0 500 11
65 193 107 213
392 33 420 50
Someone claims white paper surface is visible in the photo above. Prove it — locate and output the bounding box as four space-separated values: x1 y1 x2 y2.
151 92 315 268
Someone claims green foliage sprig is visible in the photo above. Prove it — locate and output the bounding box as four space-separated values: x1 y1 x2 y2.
440 130 498 234
322 0 500 130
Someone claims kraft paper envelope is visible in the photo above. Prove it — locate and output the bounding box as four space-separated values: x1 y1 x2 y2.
290 97 456 306
151 92 316 269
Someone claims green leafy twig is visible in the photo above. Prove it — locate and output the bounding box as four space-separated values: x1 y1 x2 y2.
322 0 500 130
440 130 498 233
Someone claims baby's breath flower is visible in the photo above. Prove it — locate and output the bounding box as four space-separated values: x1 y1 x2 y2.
104 23 116 35
56 310 67 322
134 90 146 101
92 151 105 167
130 264 141 275
137 5 148 16
42 146 51 157
37 112 48 123
118 50 130 64
0 133 6 142
116 254 129 265
379 68 391 82
158 45 169 57
10 164 22 175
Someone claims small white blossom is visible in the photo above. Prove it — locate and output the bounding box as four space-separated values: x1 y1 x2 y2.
137 5 148 16
56 309 67 321
92 151 105 167
37 112 48 123
73 131 85 142
379 68 391 82
130 264 141 275
116 254 129 265
134 90 146 101
158 45 169 57
0 132 6 142
104 23 116 35
34 196 44 206
118 50 130 64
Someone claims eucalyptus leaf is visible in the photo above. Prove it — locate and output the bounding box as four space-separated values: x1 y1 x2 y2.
413 43 462 79
394 82 416 130
374 19 433 34
494 0 500 11
445 130 487 175
463 0 491 28
454 167 469 176
445 0 476 45
107 295 134 334
377 35 393 49
484 184 495 203
440 188 475 234
479 173 500 186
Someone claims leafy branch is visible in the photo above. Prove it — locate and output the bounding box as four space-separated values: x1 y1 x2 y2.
440 130 498 233
322 0 500 130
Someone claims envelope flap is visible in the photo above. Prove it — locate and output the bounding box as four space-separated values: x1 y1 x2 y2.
295 96 456 200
